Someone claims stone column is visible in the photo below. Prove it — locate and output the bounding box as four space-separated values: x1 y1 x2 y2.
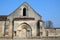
8 20 14 38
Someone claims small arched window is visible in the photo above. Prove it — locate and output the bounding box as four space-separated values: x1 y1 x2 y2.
23 8 26 16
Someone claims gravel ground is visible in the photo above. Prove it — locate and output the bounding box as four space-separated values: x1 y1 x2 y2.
0 38 60 40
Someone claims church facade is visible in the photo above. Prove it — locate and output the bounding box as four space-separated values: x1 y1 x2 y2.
0 2 46 38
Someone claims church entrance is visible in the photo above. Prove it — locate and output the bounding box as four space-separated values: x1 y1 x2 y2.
16 23 32 38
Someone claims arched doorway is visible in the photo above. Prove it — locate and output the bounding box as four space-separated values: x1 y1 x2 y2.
16 23 32 38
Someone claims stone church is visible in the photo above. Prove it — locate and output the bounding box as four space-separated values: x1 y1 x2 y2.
0 2 46 38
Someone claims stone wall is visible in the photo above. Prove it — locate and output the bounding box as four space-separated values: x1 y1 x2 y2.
45 28 60 37
0 21 5 37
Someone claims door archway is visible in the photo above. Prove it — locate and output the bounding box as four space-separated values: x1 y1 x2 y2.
16 23 32 38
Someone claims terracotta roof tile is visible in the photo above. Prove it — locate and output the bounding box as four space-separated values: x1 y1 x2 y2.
14 18 35 21
0 15 7 21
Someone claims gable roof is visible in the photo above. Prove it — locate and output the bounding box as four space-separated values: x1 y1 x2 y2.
8 2 42 17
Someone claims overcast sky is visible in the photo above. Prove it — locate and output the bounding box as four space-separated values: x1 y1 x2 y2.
0 0 60 27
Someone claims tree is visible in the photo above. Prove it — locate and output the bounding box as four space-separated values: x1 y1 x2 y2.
46 20 53 28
